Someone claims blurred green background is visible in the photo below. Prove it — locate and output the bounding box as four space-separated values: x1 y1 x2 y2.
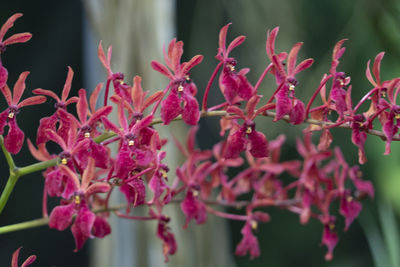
0 0 400 266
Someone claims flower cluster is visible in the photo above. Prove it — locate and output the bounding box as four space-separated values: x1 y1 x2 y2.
4 13 400 263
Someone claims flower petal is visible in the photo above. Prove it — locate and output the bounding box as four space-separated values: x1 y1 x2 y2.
49 203 75 231
161 92 182 125
4 118 24 154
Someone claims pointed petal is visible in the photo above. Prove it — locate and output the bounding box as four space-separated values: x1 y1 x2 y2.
266 27 279 59
81 157 95 190
17 95 46 108
245 95 261 119
142 91 163 111
0 83 12 105
86 182 110 196
3 32 32 46
11 246 21 267
21 255 36 267
32 88 60 102
97 41 112 76
61 67 74 102
12 71 29 105
365 60 377 88
294 58 313 75
87 106 112 129
0 13 23 41
89 83 103 113
171 41 184 73
131 75 144 110
151 61 174 80
287 42 303 76
226 36 246 55
373 52 385 87
77 89 88 124
181 55 203 75
218 23 231 56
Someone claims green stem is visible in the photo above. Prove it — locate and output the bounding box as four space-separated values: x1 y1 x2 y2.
0 203 127 234
0 135 16 172
0 174 19 214
0 217 48 234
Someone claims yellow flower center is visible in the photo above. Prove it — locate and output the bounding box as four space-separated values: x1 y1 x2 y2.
289 84 295 91
74 195 81 205
8 112 14 119
61 158 68 165
228 64 235 71
246 127 252 134
128 140 135 146
84 132 90 138
251 220 258 230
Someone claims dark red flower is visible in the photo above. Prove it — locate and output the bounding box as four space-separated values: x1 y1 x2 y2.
321 221 339 261
224 95 269 158
216 23 254 104
0 13 32 89
0 71 45 153
33 66 79 144
235 221 260 259
48 158 110 251
155 215 177 262
151 39 203 125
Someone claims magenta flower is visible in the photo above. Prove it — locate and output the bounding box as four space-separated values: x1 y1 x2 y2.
111 75 163 122
216 23 254 104
151 39 203 125
0 13 32 89
49 158 111 251
11 247 36 267
0 71 46 153
339 191 362 231
321 221 339 261
224 95 269 158
102 101 154 180
33 66 79 144
271 42 313 124
180 187 207 229
155 215 177 262
98 41 131 104
235 221 260 259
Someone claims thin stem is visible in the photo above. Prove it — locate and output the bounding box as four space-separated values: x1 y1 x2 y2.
206 206 248 221
353 87 379 114
16 158 59 177
0 135 16 172
202 62 223 111
305 74 333 117
266 81 284 104
0 217 49 234
103 78 111 107
254 63 272 92
0 174 19 214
